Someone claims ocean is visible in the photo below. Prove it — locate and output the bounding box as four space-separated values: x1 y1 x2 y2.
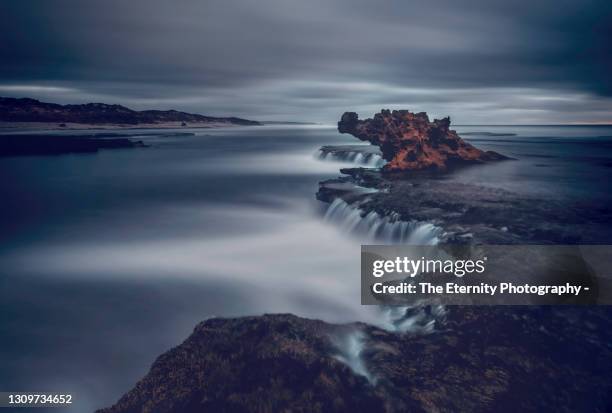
1 124 611 411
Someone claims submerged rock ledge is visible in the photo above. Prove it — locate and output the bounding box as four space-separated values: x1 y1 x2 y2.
0 133 147 157
338 110 509 172
317 168 612 244
99 310 612 413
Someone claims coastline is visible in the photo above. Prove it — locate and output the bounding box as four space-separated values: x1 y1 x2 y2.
0 121 257 131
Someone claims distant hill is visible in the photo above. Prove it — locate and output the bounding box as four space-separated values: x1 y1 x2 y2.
0 97 260 126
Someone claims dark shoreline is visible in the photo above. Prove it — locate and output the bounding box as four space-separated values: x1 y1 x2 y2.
0 133 147 157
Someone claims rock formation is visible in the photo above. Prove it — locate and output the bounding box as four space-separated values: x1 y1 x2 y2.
98 309 612 413
338 110 508 171
98 314 384 413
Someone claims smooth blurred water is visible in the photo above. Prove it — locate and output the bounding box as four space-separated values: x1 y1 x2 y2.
1 124 611 411
452 125 612 200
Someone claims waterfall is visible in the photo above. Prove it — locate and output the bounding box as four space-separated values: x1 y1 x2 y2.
317 149 386 168
323 198 447 381
331 305 446 383
332 329 376 384
323 198 441 245
378 305 447 334
321 170 446 372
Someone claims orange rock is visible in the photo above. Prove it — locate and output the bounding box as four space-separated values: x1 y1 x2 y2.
338 110 508 172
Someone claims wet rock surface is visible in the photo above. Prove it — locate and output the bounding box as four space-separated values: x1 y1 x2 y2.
99 310 612 413
338 110 509 172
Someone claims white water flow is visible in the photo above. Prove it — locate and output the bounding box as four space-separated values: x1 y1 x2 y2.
332 330 376 384
318 149 386 168
324 198 441 245
321 178 445 381
333 305 448 384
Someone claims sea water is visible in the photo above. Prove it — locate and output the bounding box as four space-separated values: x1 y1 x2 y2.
0 124 611 411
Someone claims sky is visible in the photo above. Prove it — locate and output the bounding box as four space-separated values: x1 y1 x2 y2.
1 0 611 123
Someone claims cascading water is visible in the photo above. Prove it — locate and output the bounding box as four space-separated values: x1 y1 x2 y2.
332 330 376 384
379 305 447 334
331 305 447 384
323 198 441 245
322 198 446 375
318 153 446 381
318 149 386 168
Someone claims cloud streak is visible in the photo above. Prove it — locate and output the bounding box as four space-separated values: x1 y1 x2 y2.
1 0 611 122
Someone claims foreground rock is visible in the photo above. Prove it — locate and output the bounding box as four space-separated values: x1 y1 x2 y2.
99 315 382 413
99 310 612 413
0 97 260 127
338 110 508 172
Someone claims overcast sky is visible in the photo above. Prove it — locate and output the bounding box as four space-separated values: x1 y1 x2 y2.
1 0 611 123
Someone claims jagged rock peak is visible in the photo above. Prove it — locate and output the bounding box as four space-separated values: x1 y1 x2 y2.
338 109 509 171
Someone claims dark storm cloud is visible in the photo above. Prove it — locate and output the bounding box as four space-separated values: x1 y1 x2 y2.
1 0 611 122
